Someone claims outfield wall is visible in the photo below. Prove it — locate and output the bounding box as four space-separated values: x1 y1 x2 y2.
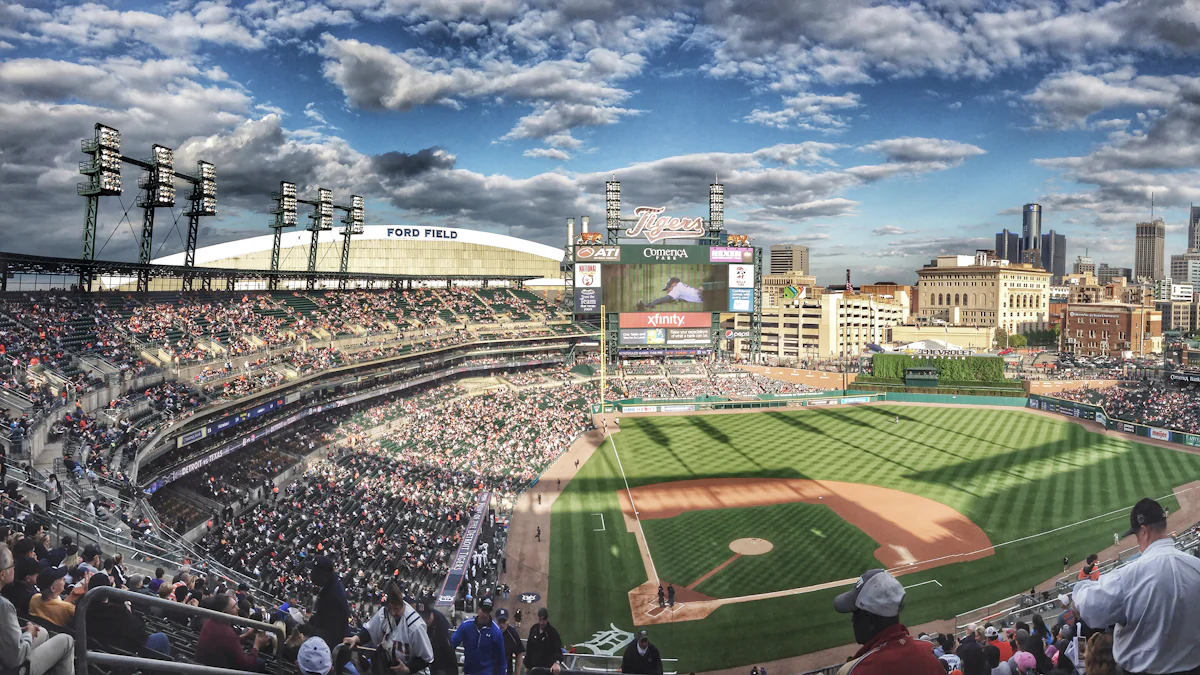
880 392 1029 406
1028 393 1200 449
736 365 857 389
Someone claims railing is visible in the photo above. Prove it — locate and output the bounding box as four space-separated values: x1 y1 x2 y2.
799 666 842 675
74 586 285 674
559 651 680 674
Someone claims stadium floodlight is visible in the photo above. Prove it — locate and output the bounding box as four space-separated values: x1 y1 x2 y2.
97 125 120 149
708 181 724 233
344 194 365 234
605 180 620 230
271 181 298 227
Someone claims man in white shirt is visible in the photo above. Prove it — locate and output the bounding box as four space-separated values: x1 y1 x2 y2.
1073 498 1200 675
637 277 703 310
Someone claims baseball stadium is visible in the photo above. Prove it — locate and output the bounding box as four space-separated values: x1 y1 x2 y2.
0 128 1198 675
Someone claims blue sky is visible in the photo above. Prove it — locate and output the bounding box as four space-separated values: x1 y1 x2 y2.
1 0 1199 283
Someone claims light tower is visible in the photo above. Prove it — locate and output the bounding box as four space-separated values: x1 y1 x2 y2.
337 194 365 290
78 124 122 290
135 144 176 292
605 178 621 245
182 161 217 291
268 181 298 290
708 178 724 245
306 187 334 290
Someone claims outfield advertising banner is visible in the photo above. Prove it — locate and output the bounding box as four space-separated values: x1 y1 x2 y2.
1150 428 1171 441
575 288 601 313
620 312 711 328
623 405 659 413
660 404 697 412
710 247 755 263
729 288 754 312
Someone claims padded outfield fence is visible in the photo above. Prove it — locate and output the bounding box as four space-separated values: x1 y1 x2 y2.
1027 393 1200 450
592 389 1037 414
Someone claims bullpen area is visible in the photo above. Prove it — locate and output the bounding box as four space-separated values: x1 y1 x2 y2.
547 404 1200 672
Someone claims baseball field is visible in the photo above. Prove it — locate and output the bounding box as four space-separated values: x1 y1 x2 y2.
546 404 1200 672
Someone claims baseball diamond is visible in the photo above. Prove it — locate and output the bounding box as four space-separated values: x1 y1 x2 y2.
536 404 1200 672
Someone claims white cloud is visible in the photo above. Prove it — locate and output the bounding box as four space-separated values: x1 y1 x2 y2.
1025 68 1193 128
947 101 962 109
523 147 571 161
858 137 986 164
744 92 861 131
871 225 912 236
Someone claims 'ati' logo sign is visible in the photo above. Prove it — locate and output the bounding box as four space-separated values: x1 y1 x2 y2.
626 207 706 243
576 246 621 262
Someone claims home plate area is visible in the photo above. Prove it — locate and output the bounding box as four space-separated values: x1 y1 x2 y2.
641 538 775 618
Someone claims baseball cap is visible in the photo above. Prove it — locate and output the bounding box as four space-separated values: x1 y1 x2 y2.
415 595 435 616
297 637 332 675
127 574 145 588
479 596 494 610
984 626 999 639
637 629 649 641
834 569 905 618
88 572 111 591
661 277 680 292
1014 651 1036 672
1122 498 1167 537
36 566 67 590
496 608 509 620
312 556 334 573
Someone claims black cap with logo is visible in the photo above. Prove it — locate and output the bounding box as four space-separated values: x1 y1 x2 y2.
1122 497 1167 538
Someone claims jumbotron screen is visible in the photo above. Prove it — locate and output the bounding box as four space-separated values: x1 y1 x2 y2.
602 264 726 313
573 246 755 314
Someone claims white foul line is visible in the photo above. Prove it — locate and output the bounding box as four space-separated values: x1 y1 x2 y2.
593 513 606 531
903 579 942 590
608 431 659 583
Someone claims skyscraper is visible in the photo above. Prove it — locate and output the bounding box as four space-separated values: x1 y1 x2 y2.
995 229 1021 263
1041 230 1067 278
1189 205 1200 252
1135 220 1166 281
1022 204 1042 249
769 244 809 275
1073 254 1095 276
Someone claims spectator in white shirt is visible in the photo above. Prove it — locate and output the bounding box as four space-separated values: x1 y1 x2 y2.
1073 497 1200 675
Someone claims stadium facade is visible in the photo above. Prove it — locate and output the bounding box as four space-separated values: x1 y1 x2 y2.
153 225 563 280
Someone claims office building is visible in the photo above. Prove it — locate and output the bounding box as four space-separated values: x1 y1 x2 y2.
1097 264 1132 286
995 229 1022 263
915 253 1052 335
769 244 809 275
1040 230 1067 278
1134 220 1166 280
1073 255 1096 276
1060 303 1162 356
1169 252 1200 283
1190 205 1200 252
725 292 906 360
762 271 818 308
1022 204 1042 246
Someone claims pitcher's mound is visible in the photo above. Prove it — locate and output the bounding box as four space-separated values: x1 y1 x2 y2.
730 538 774 555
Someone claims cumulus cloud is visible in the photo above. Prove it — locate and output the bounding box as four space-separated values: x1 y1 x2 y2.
1025 67 1192 128
523 147 572 161
744 92 861 131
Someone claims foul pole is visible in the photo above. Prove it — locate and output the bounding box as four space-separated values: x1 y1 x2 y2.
599 304 606 411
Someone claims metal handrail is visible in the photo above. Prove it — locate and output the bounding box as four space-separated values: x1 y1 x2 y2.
74 586 285 672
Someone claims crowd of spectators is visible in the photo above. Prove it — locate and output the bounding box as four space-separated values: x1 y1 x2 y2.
621 372 827 400
199 375 592 629
1052 383 1200 434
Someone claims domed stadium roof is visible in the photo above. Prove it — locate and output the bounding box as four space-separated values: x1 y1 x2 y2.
153 225 563 279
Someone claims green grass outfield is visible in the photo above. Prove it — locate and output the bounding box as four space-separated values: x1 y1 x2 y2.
547 405 1200 672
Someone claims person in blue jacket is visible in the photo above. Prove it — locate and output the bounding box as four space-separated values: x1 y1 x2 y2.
451 596 505 675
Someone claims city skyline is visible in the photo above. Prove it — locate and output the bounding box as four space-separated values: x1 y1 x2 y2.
1 0 1199 284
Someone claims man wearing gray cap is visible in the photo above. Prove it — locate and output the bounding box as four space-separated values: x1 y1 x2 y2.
832 569 944 675
1073 497 1200 675
620 629 662 675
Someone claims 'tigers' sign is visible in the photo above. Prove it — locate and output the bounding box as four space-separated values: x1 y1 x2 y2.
626 207 706 243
